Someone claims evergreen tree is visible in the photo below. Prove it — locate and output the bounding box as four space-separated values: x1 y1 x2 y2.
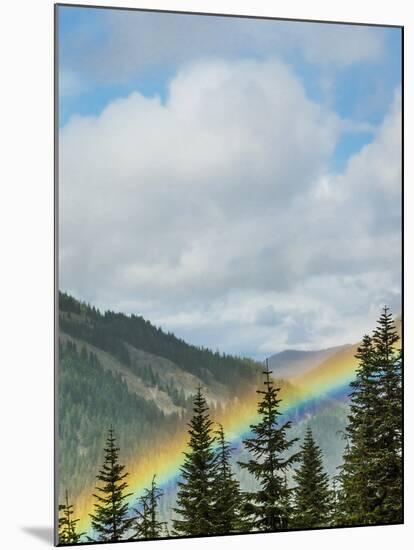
331 477 340 524
89 426 133 542
292 427 332 528
211 424 242 534
132 475 165 540
336 334 379 524
238 360 299 531
58 490 84 544
337 307 402 525
172 386 217 536
371 307 402 523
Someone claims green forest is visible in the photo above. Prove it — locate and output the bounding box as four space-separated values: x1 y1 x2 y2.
58 306 403 545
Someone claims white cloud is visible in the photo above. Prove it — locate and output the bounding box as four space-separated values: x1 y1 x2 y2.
59 59 401 357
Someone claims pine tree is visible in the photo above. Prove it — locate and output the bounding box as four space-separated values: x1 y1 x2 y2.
89 426 134 542
172 386 217 536
292 427 332 528
371 307 402 523
211 424 242 534
331 477 340 524
238 360 299 531
337 307 402 525
132 475 166 540
336 334 379 525
58 490 85 544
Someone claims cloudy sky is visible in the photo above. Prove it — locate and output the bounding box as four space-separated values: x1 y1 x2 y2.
58 6 402 359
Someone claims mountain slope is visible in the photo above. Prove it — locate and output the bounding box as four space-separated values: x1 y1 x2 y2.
58 292 263 500
59 291 261 390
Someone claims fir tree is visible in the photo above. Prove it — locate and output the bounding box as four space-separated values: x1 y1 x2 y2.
132 475 166 540
292 427 332 528
371 307 402 523
238 360 299 531
331 477 340 524
172 386 217 536
337 307 402 525
211 424 242 534
58 490 85 544
89 426 133 542
336 334 379 525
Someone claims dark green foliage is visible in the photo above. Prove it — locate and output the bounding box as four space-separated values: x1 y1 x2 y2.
132 475 166 540
172 387 217 536
139 364 191 408
211 424 242 534
58 490 85 544
89 427 134 542
58 340 169 499
59 291 260 386
372 309 402 523
337 307 402 525
238 361 299 531
336 334 379 525
59 292 81 315
292 428 332 528
59 338 188 538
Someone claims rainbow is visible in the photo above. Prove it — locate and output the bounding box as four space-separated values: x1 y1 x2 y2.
71 339 365 536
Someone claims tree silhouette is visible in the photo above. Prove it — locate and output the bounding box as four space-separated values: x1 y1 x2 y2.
89 426 133 541
211 424 242 534
173 386 216 536
132 475 166 539
337 307 402 525
292 427 332 528
58 490 84 544
371 307 402 523
337 334 379 524
238 360 299 531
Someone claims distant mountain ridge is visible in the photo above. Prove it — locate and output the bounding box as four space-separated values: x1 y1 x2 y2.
268 345 351 380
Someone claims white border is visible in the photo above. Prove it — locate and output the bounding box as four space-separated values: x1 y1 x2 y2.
0 1 411 549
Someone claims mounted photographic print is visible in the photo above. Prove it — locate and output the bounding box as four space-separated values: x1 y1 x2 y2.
55 3 403 546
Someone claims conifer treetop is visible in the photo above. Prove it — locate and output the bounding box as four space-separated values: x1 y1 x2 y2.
89 426 133 542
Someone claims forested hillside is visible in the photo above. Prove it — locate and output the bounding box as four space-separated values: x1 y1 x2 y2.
59 292 260 388
58 292 263 500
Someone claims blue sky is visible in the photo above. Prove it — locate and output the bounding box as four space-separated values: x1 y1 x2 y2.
58 5 402 357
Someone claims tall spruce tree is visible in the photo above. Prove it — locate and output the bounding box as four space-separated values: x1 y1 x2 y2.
336 334 379 525
89 426 133 542
292 427 332 528
211 424 242 534
58 490 84 544
238 360 299 531
132 475 165 540
172 386 217 536
371 307 402 523
337 307 402 525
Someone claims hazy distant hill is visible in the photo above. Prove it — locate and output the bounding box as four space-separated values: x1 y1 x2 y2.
268 345 351 380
